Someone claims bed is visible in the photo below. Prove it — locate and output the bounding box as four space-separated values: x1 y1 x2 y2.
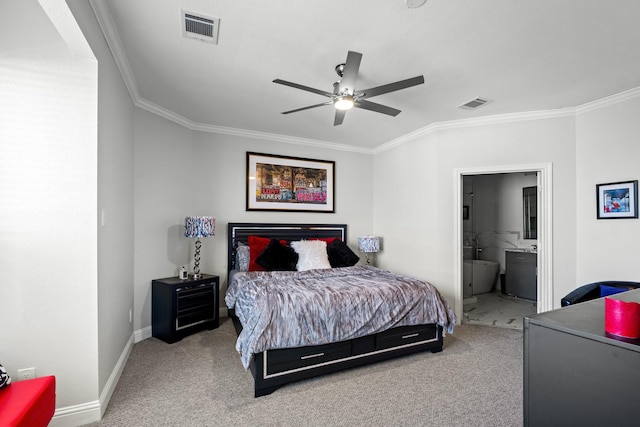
225 222 456 397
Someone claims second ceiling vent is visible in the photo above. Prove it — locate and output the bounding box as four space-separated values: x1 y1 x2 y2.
181 10 220 44
457 97 492 111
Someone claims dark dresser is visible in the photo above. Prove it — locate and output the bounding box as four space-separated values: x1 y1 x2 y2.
524 288 640 426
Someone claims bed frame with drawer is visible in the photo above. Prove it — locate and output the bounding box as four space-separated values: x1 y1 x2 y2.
227 222 444 397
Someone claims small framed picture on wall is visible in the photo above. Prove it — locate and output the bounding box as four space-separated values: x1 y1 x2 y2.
596 180 638 219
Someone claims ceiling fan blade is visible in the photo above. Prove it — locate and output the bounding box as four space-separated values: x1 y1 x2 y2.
338 51 362 95
354 99 401 117
358 75 425 99
333 109 346 126
281 101 333 115
273 79 334 98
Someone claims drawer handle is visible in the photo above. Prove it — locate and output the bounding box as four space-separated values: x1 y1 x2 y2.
402 333 420 339
300 352 325 360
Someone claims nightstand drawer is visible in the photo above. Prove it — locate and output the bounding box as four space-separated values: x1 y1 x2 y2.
176 306 215 330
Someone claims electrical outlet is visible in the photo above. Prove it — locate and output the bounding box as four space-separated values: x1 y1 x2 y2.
17 367 36 381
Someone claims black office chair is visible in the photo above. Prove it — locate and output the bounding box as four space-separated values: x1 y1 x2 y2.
560 281 640 306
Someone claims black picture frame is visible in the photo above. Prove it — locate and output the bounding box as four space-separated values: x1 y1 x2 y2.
246 152 335 213
596 180 638 219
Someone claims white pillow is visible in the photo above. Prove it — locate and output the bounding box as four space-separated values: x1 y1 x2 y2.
290 240 332 271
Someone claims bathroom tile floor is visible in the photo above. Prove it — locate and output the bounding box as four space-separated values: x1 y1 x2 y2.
463 290 537 330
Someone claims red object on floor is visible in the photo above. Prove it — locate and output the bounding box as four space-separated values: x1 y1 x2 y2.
0 376 56 427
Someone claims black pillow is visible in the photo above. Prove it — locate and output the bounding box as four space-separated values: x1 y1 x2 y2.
0 364 11 389
327 239 360 267
256 239 299 271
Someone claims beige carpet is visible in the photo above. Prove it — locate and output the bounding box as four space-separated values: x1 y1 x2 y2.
86 319 523 426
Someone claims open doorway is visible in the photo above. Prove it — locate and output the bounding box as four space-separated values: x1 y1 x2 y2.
453 164 553 327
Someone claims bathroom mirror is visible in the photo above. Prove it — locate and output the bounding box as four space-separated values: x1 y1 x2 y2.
523 186 537 239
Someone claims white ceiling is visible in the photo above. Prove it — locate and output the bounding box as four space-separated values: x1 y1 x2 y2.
92 0 640 150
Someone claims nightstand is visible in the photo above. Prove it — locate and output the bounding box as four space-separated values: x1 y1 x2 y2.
151 274 219 344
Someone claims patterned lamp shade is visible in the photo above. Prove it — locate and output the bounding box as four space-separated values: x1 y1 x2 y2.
184 216 215 238
358 236 380 253
184 216 215 279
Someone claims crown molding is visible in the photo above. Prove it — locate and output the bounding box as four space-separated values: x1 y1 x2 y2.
574 86 640 115
89 0 139 101
90 1 640 156
373 107 576 154
134 98 372 154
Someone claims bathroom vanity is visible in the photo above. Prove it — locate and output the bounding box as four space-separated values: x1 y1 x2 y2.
504 250 536 301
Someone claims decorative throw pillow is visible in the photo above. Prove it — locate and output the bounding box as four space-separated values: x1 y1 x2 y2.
0 364 11 389
291 240 332 271
248 236 272 271
600 285 630 298
327 239 360 267
256 239 299 271
235 242 250 271
311 237 337 244
248 236 288 271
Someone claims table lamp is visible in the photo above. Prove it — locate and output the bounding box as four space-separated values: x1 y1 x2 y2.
184 216 215 279
358 236 380 266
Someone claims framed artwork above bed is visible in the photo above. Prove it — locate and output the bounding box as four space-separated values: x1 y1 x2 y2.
246 152 335 212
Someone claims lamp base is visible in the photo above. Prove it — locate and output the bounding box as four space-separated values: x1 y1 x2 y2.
365 253 377 267
192 273 202 280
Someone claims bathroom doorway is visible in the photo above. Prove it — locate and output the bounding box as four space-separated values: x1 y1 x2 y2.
453 164 553 327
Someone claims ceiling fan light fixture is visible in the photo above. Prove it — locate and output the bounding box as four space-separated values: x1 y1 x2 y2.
335 95 354 110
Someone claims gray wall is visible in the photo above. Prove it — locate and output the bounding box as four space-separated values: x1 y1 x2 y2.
132 109 375 334
374 101 640 309
374 116 578 306
67 0 136 409
5 1 640 423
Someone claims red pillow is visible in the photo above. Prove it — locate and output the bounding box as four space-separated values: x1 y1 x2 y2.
311 237 339 244
248 235 287 271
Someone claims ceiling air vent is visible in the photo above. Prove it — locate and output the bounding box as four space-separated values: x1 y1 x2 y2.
181 10 220 44
457 97 492 111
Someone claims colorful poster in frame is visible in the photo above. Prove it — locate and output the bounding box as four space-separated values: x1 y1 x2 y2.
246 152 335 212
596 180 638 219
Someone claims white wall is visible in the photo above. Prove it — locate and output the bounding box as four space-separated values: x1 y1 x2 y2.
0 0 99 411
576 97 640 283
374 116 578 307
133 109 374 333
66 0 136 413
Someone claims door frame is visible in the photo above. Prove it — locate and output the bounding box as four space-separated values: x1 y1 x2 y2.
453 163 553 322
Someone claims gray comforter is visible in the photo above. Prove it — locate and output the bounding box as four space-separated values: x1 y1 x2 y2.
225 266 456 369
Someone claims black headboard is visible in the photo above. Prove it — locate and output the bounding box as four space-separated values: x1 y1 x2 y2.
227 223 347 277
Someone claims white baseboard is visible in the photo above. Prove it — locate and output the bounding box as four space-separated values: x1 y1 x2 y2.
49 333 134 426
99 334 134 417
135 325 151 343
49 400 101 427
134 308 227 343
48 309 229 426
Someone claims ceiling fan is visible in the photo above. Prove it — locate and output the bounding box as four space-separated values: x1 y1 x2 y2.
273 51 425 126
